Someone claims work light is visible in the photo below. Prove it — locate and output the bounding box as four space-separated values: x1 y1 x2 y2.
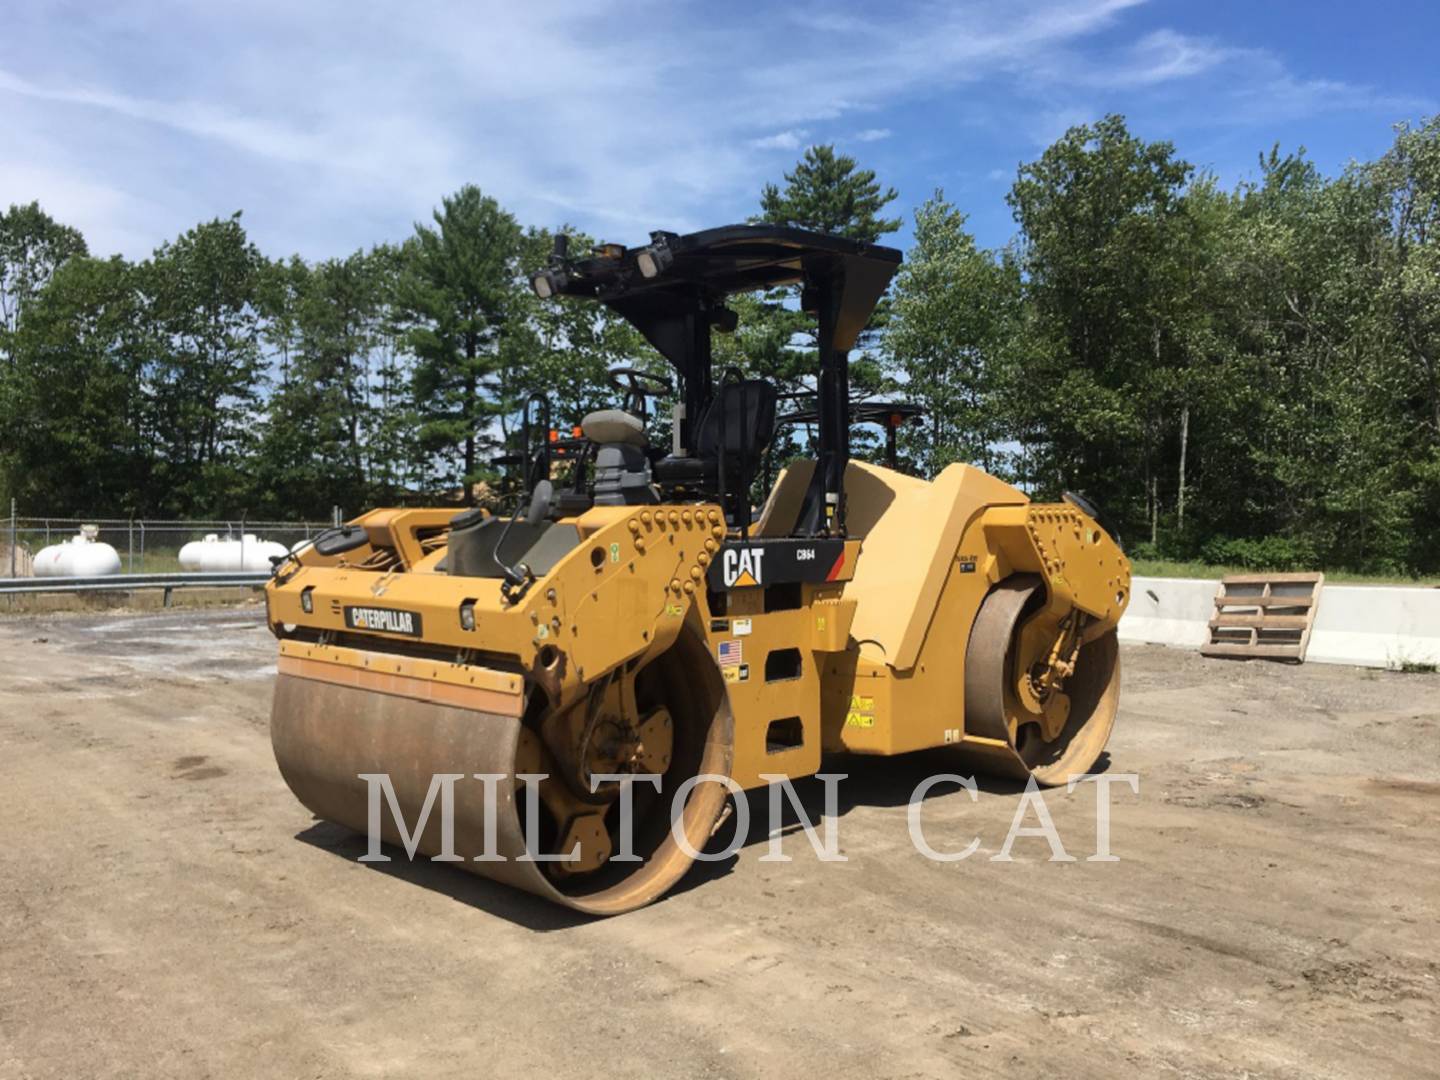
636 244 674 279
530 269 567 299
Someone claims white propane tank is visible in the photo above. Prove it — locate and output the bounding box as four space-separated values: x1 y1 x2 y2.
197 534 289 572
33 544 63 577
48 528 122 577
197 537 232 572
66 536 123 577
178 533 219 571
241 538 289 571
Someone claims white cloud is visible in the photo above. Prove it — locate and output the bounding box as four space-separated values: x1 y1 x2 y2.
751 130 809 151
0 0 1428 260
1103 29 1238 87
0 163 156 258
1036 26 1431 116
0 0 1160 256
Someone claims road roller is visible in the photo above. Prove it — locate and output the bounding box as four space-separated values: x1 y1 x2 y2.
264 224 1131 915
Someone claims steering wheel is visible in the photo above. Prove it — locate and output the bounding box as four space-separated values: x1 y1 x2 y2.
607 366 673 419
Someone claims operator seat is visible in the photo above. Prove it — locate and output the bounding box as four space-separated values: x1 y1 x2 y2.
583 408 658 506
652 379 778 490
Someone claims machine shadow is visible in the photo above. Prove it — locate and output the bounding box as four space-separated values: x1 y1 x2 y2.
294 745 1113 923
293 821 593 932
671 746 1078 897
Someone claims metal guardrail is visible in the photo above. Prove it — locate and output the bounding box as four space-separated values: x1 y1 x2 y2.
0 571 270 604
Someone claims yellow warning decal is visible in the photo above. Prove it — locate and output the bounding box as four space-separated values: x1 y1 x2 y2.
845 694 876 728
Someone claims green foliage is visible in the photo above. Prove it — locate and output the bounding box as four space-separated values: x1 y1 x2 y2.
1 255 149 514
255 248 397 517
982 113 1440 575
2 118 1440 580
1197 535 1319 572
884 192 1018 475
0 201 88 343
394 185 525 504
1004 115 1196 524
143 213 270 515
752 143 902 464
758 144 900 243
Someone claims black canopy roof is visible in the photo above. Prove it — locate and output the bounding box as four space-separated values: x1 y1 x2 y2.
546 224 902 358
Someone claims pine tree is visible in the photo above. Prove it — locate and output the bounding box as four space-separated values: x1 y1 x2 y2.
758 145 901 242
395 186 523 505
746 144 904 465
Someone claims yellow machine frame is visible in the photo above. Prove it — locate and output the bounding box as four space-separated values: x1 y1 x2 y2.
266 460 1129 791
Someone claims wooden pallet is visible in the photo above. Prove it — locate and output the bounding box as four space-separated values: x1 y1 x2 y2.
1201 572 1325 662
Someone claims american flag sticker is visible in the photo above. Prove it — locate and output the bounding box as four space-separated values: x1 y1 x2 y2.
717 639 743 667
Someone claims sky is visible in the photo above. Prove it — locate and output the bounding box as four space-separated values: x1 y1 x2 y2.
2 0 1436 262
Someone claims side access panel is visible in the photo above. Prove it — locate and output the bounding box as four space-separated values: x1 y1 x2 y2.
822 513 996 755
702 538 861 788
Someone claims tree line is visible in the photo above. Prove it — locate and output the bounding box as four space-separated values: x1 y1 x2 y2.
1 114 1437 574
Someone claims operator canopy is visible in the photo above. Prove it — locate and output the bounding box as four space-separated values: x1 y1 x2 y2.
531 224 903 537
531 224 901 374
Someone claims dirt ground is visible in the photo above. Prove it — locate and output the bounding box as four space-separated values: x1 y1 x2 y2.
1 608 1436 1080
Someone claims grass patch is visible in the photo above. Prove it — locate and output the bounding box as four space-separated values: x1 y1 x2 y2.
1130 558 1440 587
1394 659 1438 674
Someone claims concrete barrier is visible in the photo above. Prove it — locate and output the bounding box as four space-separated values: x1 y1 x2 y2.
1119 576 1440 669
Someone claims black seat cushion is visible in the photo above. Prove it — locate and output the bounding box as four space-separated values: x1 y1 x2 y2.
696 379 777 455
652 380 776 488
651 455 714 485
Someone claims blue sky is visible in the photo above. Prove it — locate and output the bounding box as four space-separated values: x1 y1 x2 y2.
2 0 1435 261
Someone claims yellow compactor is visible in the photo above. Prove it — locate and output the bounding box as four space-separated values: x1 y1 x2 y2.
265 225 1130 914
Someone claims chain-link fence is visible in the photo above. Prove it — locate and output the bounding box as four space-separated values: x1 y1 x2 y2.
2 501 340 578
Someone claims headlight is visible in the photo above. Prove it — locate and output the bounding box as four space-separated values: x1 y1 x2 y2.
459 600 476 631
636 244 673 279
300 587 314 614
530 269 567 299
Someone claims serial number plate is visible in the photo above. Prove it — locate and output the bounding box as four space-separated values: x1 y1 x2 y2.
343 605 424 637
